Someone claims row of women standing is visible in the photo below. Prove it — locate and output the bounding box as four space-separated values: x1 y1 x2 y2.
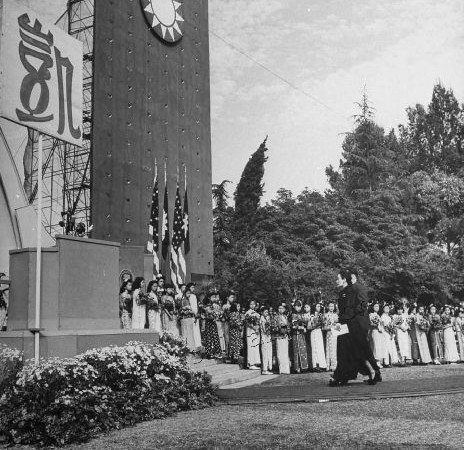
369 302 464 366
119 277 201 350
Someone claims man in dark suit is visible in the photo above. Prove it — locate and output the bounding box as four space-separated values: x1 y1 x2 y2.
349 269 381 382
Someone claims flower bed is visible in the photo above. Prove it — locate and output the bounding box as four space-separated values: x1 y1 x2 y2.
0 336 216 447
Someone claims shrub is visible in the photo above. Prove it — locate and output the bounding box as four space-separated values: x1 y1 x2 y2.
0 340 216 447
0 344 23 394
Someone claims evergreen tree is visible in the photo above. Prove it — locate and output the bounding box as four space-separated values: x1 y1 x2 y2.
212 180 233 253
233 137 268 228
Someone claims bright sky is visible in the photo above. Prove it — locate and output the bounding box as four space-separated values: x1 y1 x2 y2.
11 0 464 203
209 0 464 202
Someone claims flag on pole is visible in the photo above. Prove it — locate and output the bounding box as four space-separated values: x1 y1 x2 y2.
170 183 185 287
147 173 160 277
183 185 190 256
161 182 169 261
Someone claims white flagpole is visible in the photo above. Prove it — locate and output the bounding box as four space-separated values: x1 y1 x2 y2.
34 133 43 364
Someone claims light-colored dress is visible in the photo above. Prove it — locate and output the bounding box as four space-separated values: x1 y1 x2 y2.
189 293 202 349
310 314 326 369
455 317 464 361
245 309 261 368
147 292 162 333
180 298 196 350
369 312 388 362
442 316 459 363
324 312 339 371
415 314 432 364
395 313 411 360
131 288 146 329
260 315 273 372
161 296 179 336
381 314 399 365
275 314 290 374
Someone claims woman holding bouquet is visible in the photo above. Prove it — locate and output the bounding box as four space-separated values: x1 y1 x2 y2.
203 293 223 359
442 305 459 363
302 303 313 370
228 303 244 363
161 288 179 336
429 305 445 364
455 309 464 361
369 302 387 368
291 301 309 373
310 303 326 372
260 306 273 374
394 304 411 365
119 280 133 329
381 304 399 366
408 304 420 364
273 304 290 374
131 277 147 329
146 280 162 333
185 283 202 349
324 301 339 371
179 290 197 350
245 300 261 369
415 305 432 364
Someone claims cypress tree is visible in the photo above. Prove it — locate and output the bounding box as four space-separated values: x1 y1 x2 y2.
233 137 268 228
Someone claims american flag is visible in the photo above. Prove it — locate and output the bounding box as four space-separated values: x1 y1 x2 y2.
161 182 169 261
170 183 185 287
183 185 190 255
147 174 160 277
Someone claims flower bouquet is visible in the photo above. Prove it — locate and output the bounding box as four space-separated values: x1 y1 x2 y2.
441 313 452 327
228 312 244 329
162 295 175 313
245 313 260 328
205 306 222 322
370 313 381 329
311 313 323 329
262 319 271 335
430 315 443 331
270 317 289 338
384 322 396 336
417 316 430 332
147 295 160 311
179 305 195 319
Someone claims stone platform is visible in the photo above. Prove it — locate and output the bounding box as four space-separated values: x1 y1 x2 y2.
1 329 159 359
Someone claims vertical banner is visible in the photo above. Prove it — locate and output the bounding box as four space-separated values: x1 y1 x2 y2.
0 3 83 146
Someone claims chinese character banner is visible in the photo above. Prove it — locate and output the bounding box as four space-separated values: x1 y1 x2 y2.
0 2 83 146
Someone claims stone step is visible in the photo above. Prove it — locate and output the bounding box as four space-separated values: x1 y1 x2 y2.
187 356 222 371
211 367 263 387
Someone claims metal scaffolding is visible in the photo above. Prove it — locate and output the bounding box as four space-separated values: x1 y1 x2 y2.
29 0 94 238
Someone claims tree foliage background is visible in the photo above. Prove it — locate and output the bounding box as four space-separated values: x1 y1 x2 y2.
212 84 464 308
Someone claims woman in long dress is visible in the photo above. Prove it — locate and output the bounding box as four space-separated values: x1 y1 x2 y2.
161 290 179 336
222 291 235 358
408 304 420 364
146 280 162 333
273 304 290 374
369 302 387 368
228 303 244 363
442 305 459 363
203 293 223 359
302 303 313 370
245 300 261 369
180 291 196 350
310 303 326 371
131 277 146 329
260 306 273 374
428 305 445 365
415 305 432 364
455 309 464 361
291 301 309 373
186 284 202 350
324 301 339 372
119 280 133 329
394 304 411 365
381 305 399 366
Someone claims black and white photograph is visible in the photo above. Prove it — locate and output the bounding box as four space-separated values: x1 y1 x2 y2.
0 0 464 448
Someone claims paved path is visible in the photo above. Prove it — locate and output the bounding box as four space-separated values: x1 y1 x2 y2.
218 365 464 404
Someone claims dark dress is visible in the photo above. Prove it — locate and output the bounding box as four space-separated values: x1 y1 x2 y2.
291 313 309 372
333 286 370 383
203 306 222 358
228 312 244 361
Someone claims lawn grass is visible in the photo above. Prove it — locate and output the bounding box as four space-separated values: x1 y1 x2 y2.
60 393 464 450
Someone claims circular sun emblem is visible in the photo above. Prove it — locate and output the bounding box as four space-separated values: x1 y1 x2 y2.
141 0 185 43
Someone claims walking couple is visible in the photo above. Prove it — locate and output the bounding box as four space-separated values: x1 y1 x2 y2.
329 269 382 386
